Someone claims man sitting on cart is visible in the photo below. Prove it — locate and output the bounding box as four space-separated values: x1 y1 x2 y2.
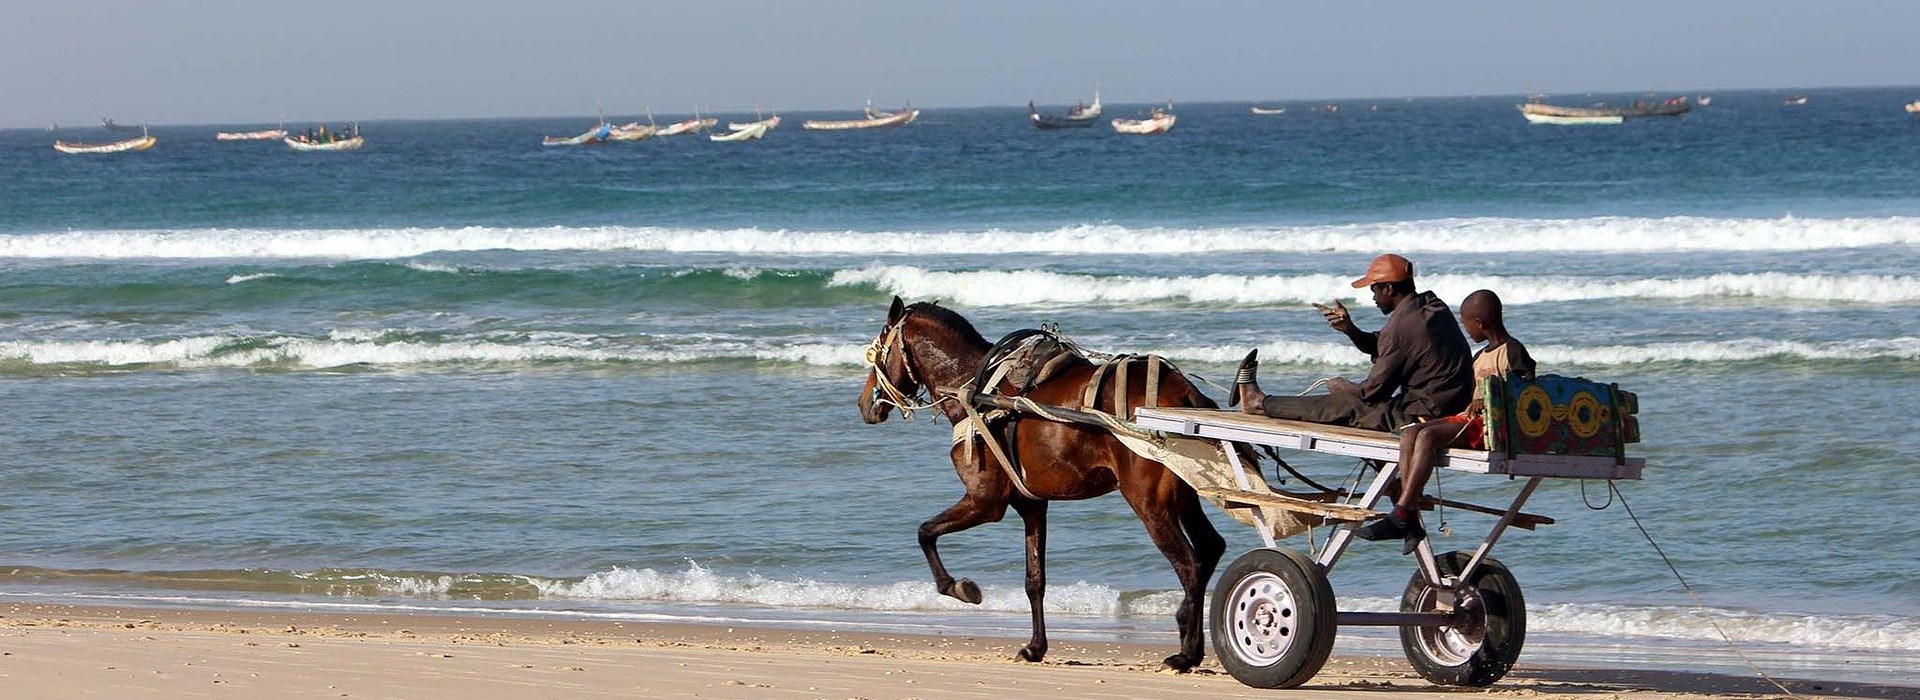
1232 253 1474 437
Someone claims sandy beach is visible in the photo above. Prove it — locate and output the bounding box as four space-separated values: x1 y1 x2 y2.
0 603 1905 700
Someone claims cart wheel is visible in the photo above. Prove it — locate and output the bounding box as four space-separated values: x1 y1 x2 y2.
1399 551 1526 687
1209 548 1336 689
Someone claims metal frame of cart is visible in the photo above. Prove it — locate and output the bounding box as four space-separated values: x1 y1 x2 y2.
1131 407 1645 689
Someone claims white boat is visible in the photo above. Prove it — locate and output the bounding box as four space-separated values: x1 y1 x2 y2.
1696 96 1712 106
1784 96 1808 106
1520 112 1623 125
803 103 919 130
286 124 364 151
286 135 364 151
1905 100 1920 114
608 122 658 141
1250 106 1286 115
216 126 288 141
709 121 770 142
54 126 157 154
656 113 719 137
728 114 780 131
1111 107 1176 135
543 122 611 146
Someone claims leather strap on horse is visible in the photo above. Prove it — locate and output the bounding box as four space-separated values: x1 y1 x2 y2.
959 391 1041 500
1145 354 1163 410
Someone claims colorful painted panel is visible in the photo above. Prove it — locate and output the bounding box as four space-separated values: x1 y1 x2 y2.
1481 374 1639 458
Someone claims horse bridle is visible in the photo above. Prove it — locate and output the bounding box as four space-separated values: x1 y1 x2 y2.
863 310 942 419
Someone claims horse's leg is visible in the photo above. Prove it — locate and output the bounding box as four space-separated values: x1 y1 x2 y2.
1123 476 1208 672
1179 485 1226 598
1011 497 1049 662
918 495 1003 604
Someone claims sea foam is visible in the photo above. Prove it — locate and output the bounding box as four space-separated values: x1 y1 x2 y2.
0 215 1914 259
831 266 1920 306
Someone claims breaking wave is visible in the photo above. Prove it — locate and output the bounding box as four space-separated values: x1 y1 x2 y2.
832 266 1920 306
0 215 1914 259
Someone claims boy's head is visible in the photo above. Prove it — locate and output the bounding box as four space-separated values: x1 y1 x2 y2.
1459 289 1504 343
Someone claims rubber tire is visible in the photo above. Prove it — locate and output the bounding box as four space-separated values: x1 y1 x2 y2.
1398 551 1526 687
1209 548 1337 689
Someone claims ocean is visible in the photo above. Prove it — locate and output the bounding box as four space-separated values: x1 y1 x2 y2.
2 88 1915 684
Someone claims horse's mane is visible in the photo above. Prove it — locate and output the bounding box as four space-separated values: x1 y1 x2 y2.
907 302 991 351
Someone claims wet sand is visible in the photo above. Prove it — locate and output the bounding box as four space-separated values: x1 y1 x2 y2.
0 603 1906 699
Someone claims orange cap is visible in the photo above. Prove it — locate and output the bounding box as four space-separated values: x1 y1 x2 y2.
1351 254 1414 288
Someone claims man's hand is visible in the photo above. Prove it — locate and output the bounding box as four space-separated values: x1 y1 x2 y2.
1314 301 1357 334
1326 377 1360 396
1466 399 1484 415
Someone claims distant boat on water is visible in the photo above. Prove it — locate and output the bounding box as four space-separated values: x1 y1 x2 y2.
217 124 288 141
543 122 611 146
656 113 719 137
1904 100 1919 114
100 117 138 132
727 109 780 132
803 101 919 131
709 120 770 142
1697 96 1713 106
1029 89 1102 129
55 125 156 154
1112 104 1176 135
1250 105 1286 115
1518 96 1690 124
286 123 364 151
1784 96 1808 106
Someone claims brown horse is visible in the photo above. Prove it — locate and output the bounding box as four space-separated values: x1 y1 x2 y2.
856 297 1228 671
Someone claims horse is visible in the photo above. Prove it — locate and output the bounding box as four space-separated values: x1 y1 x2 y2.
856 296 1229 671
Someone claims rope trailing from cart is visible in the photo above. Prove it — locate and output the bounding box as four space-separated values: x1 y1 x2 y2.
1609 481 1797 697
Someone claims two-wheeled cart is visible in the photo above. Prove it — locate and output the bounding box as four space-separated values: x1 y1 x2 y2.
1130 375 1643 689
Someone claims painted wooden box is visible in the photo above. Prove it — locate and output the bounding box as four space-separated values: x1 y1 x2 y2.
1481 374 1640 460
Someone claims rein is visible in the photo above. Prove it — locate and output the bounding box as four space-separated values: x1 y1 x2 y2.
863 310 952 420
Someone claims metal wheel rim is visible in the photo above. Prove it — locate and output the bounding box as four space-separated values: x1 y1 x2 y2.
1409 584 1484 667
1225 570 1299 666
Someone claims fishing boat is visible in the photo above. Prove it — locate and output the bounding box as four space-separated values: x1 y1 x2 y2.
721 113 775 130
1111 106 1176 135
286 124 364 151
608 122 657 141
1697 95 1712 106
54 125 157 154
1784 96 1808 106
216 124 288 141
656 112 719 137
1250 105 1287 115
1518 97 1690 122
543 122 611 146
709 121 770 142
1907 100 1920 114
1028 89 1102 129
100 117 137 132
1520 111 1624 125
803 101 919 130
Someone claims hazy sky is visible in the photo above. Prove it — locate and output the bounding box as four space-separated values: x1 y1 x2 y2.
6 0 1918 127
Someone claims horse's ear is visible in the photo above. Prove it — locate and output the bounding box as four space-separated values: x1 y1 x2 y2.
887 296 906 323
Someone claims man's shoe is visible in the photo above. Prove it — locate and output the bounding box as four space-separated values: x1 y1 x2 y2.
1355 511 1426 554
1228 349 1259 407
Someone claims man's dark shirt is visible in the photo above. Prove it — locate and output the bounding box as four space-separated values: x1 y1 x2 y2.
1346 290 1474 420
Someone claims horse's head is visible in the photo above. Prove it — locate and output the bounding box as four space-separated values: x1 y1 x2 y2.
859 296 922 424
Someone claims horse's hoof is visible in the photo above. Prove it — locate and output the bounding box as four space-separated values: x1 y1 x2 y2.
1160 653 1200 673
1017 645 1046 663
944 578 983 605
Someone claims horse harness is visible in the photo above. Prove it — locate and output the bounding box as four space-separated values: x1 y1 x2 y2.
950 330 1172 500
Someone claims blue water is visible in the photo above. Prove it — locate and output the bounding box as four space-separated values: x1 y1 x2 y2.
0 87 1915 684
